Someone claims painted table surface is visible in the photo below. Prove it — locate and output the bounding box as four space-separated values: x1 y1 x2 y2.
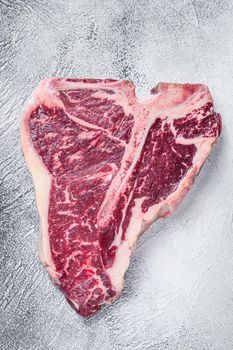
0 1 233 349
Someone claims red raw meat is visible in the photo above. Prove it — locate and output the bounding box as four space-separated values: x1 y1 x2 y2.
21 78 221 317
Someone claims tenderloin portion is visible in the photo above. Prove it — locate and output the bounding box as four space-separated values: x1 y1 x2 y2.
21 78 221 317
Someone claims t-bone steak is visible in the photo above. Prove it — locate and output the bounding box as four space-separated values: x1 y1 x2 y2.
21 78 221 317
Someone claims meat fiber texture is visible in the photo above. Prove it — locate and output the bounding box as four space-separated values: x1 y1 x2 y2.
21 78 221 317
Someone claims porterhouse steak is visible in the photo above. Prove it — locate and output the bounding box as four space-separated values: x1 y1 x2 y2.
21 78 221 317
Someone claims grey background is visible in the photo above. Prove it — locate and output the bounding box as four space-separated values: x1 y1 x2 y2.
0 0 233 349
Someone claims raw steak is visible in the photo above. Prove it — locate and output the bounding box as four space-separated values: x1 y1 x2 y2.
21 78 221 317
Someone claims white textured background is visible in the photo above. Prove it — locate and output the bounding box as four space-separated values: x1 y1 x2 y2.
0 1 233 349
